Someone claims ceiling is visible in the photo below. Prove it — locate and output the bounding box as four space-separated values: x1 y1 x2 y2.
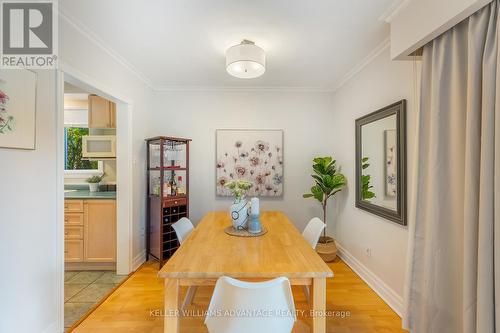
60 0 394 90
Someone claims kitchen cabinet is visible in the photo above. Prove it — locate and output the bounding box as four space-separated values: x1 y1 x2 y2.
64 199 116 264
88 94 116 128
84 200 116 262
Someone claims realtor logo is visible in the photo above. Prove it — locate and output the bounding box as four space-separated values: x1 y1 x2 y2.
1 0 58 68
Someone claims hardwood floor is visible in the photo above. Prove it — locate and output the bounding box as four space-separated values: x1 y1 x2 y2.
72 258 408 333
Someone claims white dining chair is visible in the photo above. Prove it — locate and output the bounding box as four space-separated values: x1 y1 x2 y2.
171 217 197 309
301 217 325 302
302 217 325 249
205 276 296 333
172 217 194 244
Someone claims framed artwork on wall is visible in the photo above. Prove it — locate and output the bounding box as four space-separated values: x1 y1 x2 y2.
0 69 37 150
216 129 284 197
384 129 397 197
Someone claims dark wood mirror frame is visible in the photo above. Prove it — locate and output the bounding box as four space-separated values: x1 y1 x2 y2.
355 100 407 226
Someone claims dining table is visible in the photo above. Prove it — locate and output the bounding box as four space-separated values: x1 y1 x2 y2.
158 211 334 333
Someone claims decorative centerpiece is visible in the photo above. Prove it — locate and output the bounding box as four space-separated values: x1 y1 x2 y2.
86 174 105 192
224 180 253 230
303 157 347 262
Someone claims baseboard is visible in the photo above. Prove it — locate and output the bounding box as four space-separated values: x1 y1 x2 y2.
336 243 404 317
132 248 146 271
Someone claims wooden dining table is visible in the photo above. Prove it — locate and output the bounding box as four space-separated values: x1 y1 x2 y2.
158 211 333 333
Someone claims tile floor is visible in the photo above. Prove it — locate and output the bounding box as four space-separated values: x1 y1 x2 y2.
64 271 127 331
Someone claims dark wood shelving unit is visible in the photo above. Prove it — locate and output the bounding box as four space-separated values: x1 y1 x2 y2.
146 136 191 268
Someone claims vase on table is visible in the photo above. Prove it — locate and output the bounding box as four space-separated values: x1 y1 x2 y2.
229 198 249 230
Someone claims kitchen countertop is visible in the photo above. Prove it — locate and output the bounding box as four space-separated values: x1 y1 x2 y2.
64 190 116 200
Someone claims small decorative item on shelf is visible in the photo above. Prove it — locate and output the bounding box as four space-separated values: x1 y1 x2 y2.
224 180 253 230
247 197 262 234
86 173 105 192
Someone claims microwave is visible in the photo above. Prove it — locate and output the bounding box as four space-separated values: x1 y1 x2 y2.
82 135 116 159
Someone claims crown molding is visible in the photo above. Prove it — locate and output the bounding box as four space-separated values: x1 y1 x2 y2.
379 0 414 23
153 85 334 93
58 7 154 90
331 37 390 93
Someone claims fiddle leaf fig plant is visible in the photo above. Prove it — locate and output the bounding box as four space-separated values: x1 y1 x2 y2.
303 157 347 242
361 157 376 200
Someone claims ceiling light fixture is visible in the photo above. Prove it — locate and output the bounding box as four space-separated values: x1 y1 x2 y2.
226 40 266 79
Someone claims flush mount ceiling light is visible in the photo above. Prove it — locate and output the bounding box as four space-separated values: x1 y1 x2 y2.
226 40 266 79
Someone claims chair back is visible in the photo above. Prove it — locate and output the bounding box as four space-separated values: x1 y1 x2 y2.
172 217 194 244
302 217 325 249
205 276 296 333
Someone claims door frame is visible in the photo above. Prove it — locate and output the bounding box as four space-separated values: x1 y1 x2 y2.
56 64 134 332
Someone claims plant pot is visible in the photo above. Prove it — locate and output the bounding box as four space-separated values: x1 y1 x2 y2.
88 183 100 192
316 237 338 262
229 199 249 230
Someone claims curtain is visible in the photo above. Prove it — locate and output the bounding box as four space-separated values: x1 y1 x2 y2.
403 1 500 332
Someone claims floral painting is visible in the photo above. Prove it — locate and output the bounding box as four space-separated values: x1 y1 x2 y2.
0 86 13 134
384 129 397 197
216 129 283 197
0 69 37 149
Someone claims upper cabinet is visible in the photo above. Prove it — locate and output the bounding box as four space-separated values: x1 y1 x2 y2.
88 94 116 129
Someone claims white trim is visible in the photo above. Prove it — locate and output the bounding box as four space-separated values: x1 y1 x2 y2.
56 71 65 333
336 243 404 317
58 8 154 90
154 85 334 93
332 38 391 93
132 249 147 272
378 0 414 23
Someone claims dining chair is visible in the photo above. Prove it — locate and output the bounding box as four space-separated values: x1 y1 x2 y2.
172 217 194 244
171 217 197 309
205 276 296 333
302 217 325 249
301 217 325 302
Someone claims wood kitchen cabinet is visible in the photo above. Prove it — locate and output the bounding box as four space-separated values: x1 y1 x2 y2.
64 199 116 265
88 94 116 128
84 200 116 262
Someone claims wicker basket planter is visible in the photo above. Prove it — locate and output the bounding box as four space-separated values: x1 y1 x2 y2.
316 237 338 262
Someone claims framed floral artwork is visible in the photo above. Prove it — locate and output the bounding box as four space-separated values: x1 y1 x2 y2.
384 129 397 197
216 129 284 197
0 69 37 150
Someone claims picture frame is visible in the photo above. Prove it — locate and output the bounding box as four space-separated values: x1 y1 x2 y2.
216 129 284 197
0 69 37 150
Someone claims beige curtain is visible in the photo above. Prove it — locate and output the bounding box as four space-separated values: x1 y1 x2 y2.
403 1 500 332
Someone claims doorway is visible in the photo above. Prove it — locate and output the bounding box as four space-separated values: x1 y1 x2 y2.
56 70 133 331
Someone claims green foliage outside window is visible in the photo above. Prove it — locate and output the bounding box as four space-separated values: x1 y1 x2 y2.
66 127 98 170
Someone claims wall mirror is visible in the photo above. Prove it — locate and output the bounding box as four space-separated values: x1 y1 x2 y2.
355 100 407 225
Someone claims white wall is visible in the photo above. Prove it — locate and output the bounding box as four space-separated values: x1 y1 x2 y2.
149 90 335 230
0 71 59 332
329 46 418 313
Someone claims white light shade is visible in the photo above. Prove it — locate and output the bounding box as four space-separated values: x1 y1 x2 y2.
226 40 266 79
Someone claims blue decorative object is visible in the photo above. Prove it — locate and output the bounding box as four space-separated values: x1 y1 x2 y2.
248 197 262 233
247 214 262 234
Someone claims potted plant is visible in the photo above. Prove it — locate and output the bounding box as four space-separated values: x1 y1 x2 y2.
303 157 347 261
86 174 105 192
224 180 253 230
